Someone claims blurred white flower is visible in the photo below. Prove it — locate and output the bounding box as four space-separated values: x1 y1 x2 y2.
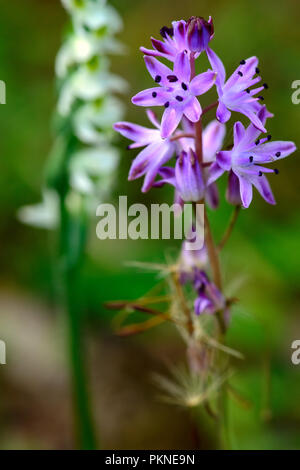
58 62 127 115
17 190 59 229
69 145 119 195
61 0 122 35
73 96 124 144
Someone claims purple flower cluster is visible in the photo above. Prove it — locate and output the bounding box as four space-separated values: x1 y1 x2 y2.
114 16 297 318
114 16 296 209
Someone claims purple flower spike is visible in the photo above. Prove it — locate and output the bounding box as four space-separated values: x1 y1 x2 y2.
132 51 217 138
207 48 268 132
187 16 214 53
207 106 297 207
114 110 176 192
193 270 226 316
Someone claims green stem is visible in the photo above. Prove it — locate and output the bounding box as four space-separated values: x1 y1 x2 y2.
59 195 97 450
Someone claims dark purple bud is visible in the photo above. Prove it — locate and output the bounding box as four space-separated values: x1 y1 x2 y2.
226 170 242 206
187 16 214 52
175 150 204 202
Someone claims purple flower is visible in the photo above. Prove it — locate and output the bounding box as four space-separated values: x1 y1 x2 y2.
193 270 226 316
154 149 205 202
114 110 176 192
156 119 225 208
140 18 213 62
207 106 297 208
132 51 217 138
187 16 214 53
207 48 268 132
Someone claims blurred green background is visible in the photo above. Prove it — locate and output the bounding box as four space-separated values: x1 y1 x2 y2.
0 0 300 449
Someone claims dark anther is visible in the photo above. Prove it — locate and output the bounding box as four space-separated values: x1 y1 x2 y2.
152 92 157 98
160 26 174 38
275 151 281 157
267 134 272 141
238 71 243 77
263 83 269 89
255 139 260 145
167 75 178 82
249 156 254 162
181 82 188 90
256 67 260 74
176 96 183 102
240 59 246 65
274 168 279 174
164 101 170 108
155 75 161 83
258 96 264 101
246 88 250 94
258 171 263 176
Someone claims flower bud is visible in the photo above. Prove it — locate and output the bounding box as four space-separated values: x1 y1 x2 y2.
187 16 214 53
175 150 204 202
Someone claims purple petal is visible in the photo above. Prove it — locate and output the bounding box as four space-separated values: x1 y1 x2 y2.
232 105 267 133
233 121 246 146
183 97 201 122
151 37 176 56
152 167 176 187
236 173 253 208
195 295 215 315
161 106 183 138
140 46 170 60
250 174 276 205
202 120 226 162
205 182 219 209
216 150 232 170
216 101 231 123
132 87 168 107
254 141 297 162
175 150 204 202
172 20 187 50
174 51 191 83
206 47 226 88
240 105 273 148
146 109 160 129
190 70 217 96
206 161 225 185
144 56 173 86
114 121 159 147
226 170 242 205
